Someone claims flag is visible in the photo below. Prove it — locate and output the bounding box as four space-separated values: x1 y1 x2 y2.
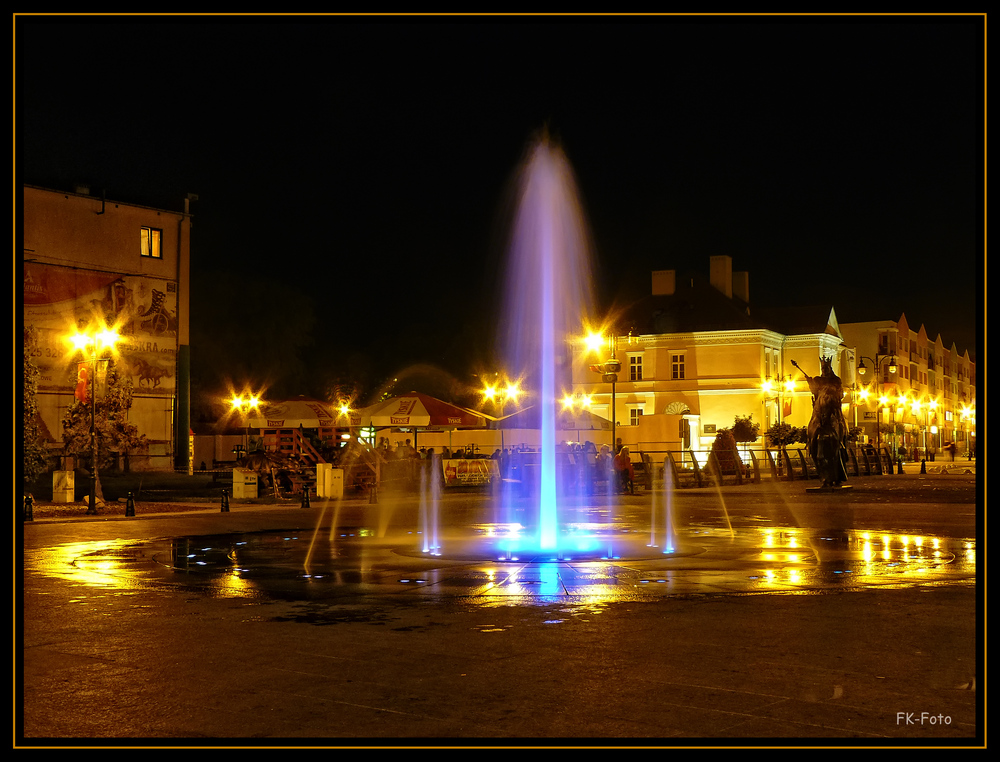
75 363 89 403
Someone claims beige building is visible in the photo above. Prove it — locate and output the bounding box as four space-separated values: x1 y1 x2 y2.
22 184 194 470
571 256 848 456
570 255 977 461
839 314 976 459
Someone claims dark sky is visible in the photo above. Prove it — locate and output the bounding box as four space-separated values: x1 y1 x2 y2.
17 14 984 399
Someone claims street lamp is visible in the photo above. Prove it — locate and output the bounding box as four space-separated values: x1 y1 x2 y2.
68 325 121 515
228 391 263 459
760 375 796 447
857 354 897 450
480 373 523 418
959 402 975 457
584 330 621 452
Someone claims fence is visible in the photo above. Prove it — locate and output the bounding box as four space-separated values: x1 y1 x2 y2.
655 444 899 488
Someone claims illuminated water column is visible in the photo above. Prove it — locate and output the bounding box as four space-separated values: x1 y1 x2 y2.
538 172 558 550
501 133 595 554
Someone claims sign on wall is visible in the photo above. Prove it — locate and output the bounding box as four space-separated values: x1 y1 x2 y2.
23 262 179 395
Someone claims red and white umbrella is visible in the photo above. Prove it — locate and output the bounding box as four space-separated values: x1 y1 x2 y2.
361 391 492 430
248 396 344 429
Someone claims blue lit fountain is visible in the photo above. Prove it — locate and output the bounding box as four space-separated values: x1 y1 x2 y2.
406 133 681 563
495 134 598 557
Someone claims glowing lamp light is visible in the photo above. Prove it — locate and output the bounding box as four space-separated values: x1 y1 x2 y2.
584 331 606 355
504 382 522 403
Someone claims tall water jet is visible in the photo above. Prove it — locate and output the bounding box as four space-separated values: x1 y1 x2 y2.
500 134 596 553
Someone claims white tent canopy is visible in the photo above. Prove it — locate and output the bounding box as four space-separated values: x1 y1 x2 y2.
248 396 343 429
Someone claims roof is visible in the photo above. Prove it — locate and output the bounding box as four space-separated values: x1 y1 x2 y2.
622 271 840 338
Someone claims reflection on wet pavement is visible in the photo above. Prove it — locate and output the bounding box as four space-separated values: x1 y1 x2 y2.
25 524 976 608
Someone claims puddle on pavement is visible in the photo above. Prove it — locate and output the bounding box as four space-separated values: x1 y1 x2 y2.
25 526 976 611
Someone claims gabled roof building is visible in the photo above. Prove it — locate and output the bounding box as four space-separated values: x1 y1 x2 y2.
570 255 976 459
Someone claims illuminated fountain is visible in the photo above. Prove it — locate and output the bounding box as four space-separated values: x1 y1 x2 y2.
402 134 693 562
493 134 597 557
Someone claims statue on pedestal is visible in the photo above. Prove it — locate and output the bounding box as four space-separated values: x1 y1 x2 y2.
792 357 849 489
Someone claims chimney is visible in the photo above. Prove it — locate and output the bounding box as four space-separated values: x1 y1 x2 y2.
733 270 749 304
651 270 676 296
710 256 733 298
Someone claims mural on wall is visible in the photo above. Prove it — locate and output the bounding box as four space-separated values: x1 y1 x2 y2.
23 262 178 395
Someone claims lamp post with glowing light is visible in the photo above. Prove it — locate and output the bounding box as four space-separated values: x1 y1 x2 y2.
68 325 121 515
480 374 523 420
761 375 796 436
228 391 263 460
960 401 975 457
583 329 620 452
856 354 897 451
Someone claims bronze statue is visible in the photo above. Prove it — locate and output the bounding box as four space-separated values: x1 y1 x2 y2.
792 357 849 488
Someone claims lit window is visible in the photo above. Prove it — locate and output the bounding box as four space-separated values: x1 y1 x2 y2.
630 355 643 381
630 408 644 426
141 227 162 258
671 353 686 380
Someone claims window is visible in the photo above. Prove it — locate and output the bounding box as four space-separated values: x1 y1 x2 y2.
141 226 162 258
671 353 686 380
629 355 643 381
630 408 644 426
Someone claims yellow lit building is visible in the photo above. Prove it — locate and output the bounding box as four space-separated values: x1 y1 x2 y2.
571 256 849 454
839 315 976 459
571 256 976 461
22 184 194 471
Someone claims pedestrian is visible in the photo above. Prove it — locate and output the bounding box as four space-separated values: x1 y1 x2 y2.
613 446 634 494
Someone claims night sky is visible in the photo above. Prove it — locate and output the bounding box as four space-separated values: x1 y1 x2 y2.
17 14 984 407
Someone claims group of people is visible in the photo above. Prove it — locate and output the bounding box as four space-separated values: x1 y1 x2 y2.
372 436 641 494
492 439 637 496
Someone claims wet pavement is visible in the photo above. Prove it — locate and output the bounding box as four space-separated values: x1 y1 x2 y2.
18 473 982 747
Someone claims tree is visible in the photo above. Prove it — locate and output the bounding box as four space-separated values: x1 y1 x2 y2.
709 427 742 481
61 358 147 472
731 414 760 447
765 422 806 449
22 327 50 484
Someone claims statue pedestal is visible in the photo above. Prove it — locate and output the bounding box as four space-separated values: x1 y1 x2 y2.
806 484 854 493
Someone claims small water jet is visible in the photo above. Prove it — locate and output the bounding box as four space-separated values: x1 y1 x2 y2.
419 458 442 555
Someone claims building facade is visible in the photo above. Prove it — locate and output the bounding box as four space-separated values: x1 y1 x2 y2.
840 315 977 459
570 256 848 455
22 184 194 470
570 255 976 461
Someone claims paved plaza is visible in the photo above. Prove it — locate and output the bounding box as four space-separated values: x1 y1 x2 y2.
18 472 981 748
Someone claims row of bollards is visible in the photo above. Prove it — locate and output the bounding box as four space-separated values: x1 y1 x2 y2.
23 484 329 522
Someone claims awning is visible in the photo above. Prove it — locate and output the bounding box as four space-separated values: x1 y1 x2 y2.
491 405 612 433
248 396 344 429
360 391 493 430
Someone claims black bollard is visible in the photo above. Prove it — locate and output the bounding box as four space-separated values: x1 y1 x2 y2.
23 494 33 522
221 488 230 513
125 491 136 517
301 486 311 509
920 459 927 474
